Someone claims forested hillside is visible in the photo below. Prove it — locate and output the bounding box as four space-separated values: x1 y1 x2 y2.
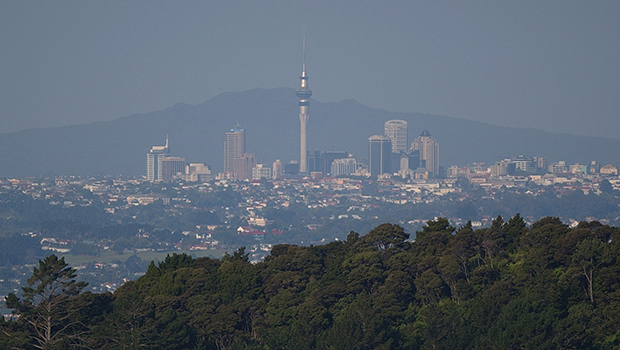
2 215 620 349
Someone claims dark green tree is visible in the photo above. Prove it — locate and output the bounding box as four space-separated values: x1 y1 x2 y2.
5 254 88 349
572 237 611 304
504 213 526 251
477 216 507 269
356 223 410 253
450 221 477 283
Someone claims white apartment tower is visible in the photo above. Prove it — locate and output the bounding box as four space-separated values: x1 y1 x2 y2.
384 120 408 153
146 136 170 182
252 164 272 180
272 159 283 179
224 124 246 173
331 158 357 177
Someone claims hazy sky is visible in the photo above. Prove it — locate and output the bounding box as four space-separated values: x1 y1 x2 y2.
1 1 619 138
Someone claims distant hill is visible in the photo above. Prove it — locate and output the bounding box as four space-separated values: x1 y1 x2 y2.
1 87 619 177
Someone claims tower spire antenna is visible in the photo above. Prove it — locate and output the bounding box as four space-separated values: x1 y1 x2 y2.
302 28 307 78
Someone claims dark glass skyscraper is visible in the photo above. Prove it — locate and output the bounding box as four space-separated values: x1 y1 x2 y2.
368 135 392 176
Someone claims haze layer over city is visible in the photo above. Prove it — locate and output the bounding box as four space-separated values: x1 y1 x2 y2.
1 1 619 141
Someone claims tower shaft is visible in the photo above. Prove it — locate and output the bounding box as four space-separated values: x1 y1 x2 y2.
299 108 309 173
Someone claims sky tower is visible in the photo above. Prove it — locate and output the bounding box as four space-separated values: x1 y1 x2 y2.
296 34 312 173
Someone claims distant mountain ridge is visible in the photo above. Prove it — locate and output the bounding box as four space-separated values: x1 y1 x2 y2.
1 87 619 178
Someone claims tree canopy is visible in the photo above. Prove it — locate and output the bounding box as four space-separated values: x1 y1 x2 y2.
3 215 620 349
5 254 89 349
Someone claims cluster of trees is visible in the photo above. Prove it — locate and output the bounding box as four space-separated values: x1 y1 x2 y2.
0 190 111 233
2 214 620 349
477 186 620 221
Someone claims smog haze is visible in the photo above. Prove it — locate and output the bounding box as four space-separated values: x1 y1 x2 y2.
1 1 619 139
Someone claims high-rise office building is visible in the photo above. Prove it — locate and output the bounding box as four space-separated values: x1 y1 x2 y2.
296 35 312 173
322 151 349 176
331 158 357 177
512 155 537 174
384 120 408 153
368 135 392 176
549 161 568 174
304 151 349 176
491 159 516 177
284 161 299 176
184 163 212 182
146 136 170 182
272 159 283 179
534 156 548 172
233 153 256 181
397 150 420 172
160 156 186 182
252 164 272 180
224 124 246 173
307 151 322 173
411 130 439 177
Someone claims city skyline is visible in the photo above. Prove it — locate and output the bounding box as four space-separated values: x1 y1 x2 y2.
4 84 620 179
148 124 620 182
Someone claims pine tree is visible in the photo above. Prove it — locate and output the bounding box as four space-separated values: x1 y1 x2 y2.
5 254 88 349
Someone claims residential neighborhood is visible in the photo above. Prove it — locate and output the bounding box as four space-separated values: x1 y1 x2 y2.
1 157 619 309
